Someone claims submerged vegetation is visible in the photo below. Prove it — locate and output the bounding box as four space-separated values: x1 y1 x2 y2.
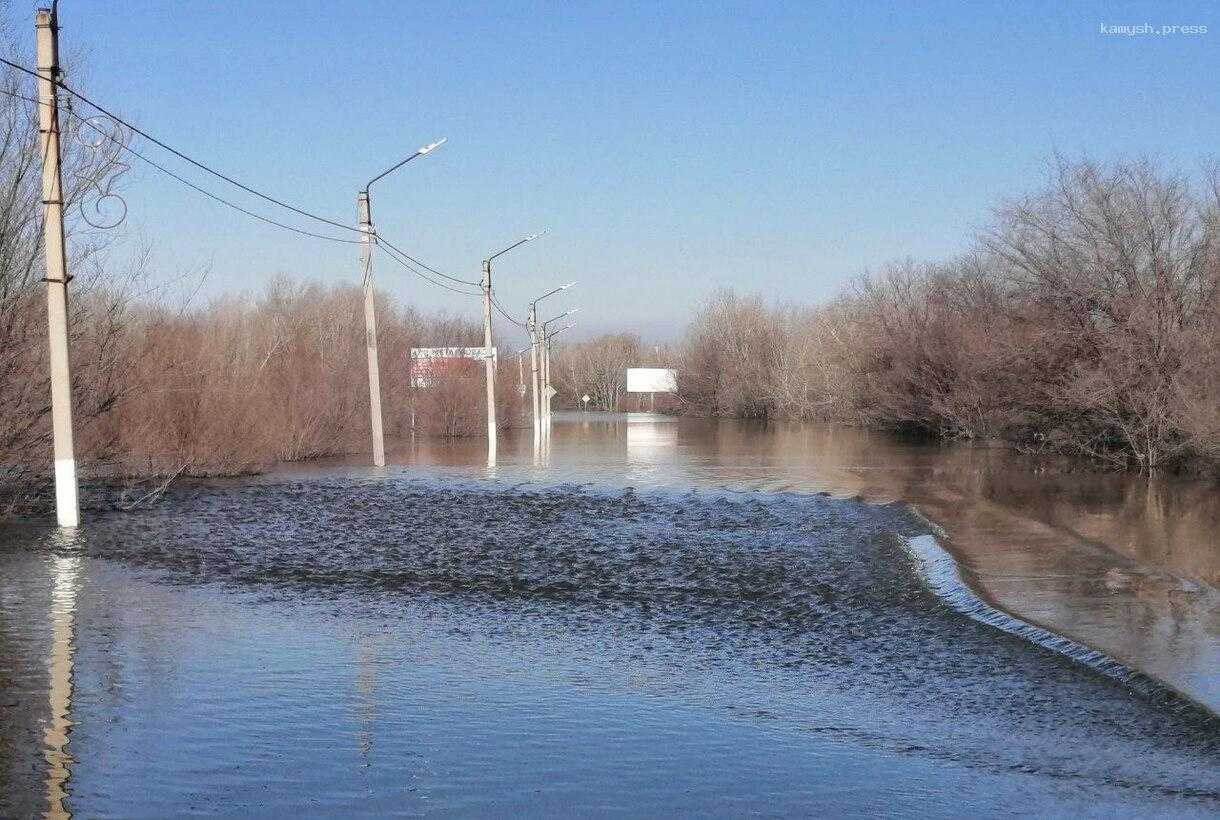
1 27 1216 518
1 272 525 512
558 158 1220 476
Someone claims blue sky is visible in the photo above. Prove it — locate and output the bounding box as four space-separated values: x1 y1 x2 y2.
34 1 1220 339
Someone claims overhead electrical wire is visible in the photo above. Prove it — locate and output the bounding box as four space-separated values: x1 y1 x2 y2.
0 56 361 235
0 60 530 306
0 84 42 108
76 110 361 244
1 71 360 244
489 292 528 328
373 233 480 287
376 239 482 296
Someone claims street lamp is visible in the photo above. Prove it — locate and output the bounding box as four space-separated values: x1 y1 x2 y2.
481 231 545 461
541 309 579 425
527 281 576 435
357 138 446 467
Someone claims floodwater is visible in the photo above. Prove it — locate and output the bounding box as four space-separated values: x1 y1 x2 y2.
0 414 1217 816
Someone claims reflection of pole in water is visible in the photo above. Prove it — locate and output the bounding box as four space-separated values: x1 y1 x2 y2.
353 639 382 765
45 554 80 819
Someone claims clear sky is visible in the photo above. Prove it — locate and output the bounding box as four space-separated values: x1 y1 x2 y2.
29 1 1220 340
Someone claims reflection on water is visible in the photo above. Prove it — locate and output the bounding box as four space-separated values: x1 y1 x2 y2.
0 413 1217 815
1 474 1215 815
44 553 78 820
351 413 1220 711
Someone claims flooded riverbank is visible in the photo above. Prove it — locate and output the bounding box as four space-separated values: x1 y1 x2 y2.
1 414 1217 815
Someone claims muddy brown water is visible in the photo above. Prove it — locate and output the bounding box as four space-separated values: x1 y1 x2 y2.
0 412 1216 816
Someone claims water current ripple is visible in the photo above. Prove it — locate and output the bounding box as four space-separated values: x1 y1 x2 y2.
7 475 1216 808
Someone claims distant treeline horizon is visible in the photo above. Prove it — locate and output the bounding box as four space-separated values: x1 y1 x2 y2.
3 111 1217 515
553 156 1219 477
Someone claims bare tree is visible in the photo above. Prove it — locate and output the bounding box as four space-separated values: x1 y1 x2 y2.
0 36 134 511
672 158 1219 474
552 333 641 411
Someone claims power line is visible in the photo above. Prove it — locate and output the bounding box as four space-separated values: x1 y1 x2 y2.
489 292 527 328
69 109 361 244
0 84 42 108
1 81 360 243
2 61 532 312
374 233 480 287
376 239 482 296
0 56 361 236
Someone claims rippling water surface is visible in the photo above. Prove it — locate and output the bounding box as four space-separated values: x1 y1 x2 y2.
1 415 1217 816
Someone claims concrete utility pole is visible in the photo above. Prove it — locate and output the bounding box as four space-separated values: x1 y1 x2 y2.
528 303 540 437
358 138 445 467
540 325 549 426
357 191 385 467
541 309 578 425
481 232 545 459
547 323 575 422
481 258 497 462
516 347 526 396
36 5 78 528
526 281 574 437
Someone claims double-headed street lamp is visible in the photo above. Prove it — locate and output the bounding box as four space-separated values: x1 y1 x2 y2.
482 232 545 461
527 281 576 434
541 308 578 425
357 138 445 467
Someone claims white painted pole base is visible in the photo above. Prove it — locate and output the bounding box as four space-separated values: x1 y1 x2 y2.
54 458 79 528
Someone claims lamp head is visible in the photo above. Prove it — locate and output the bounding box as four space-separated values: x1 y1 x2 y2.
418 137 447 155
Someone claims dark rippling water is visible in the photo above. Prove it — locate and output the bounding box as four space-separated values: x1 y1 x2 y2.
1 473 1217 817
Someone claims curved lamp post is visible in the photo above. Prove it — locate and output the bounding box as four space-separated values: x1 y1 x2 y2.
481 231 545 461
541 309 578 425
527 281 575 434
357 138 445 467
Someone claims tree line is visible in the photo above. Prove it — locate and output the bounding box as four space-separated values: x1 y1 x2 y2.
553 158 1218 475
3 47 1216 517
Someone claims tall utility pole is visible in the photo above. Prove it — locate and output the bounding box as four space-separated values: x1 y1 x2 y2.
543 323 575 423
516 348 526 396
357 191 385 467
36 5 78 528
527 303 539 436
542 326 551 426
357 139 445 467
541 309 577 426
481 232 545 459
481 258 497 462
527 281 575 435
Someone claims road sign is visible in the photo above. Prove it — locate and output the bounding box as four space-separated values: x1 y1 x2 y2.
546 385 558 399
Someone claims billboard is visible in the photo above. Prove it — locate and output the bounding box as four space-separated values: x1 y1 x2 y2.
626 368 677 393
410 347 495 388
411 347 495 362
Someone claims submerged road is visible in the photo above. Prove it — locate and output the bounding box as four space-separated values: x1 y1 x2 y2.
1 464 1217 816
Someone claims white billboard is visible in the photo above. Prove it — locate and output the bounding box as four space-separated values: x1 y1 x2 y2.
410 347 496 388
411 347 495 361
626 368 677 393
